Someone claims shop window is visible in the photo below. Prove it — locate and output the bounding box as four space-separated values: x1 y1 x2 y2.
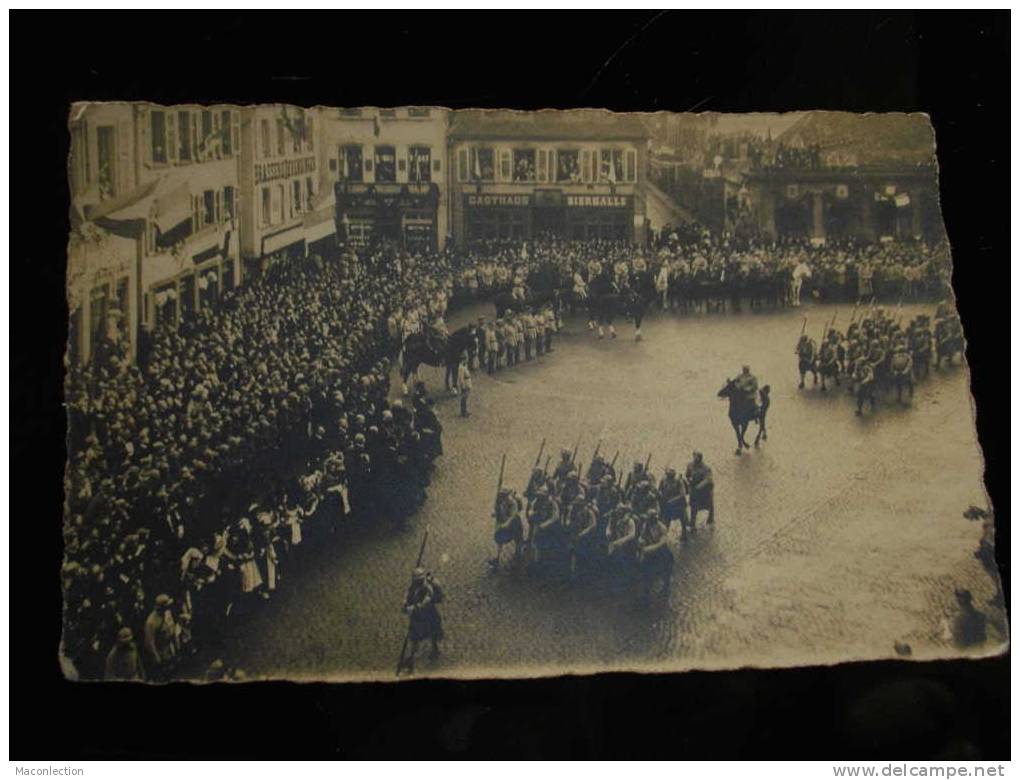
512 149 536 182
261 119 272 159
97 126 116 199
557 149 581 182
178 112 192 162
340 145 364 182
339 108 362 117
409 146 431 183
457 149 468 182
374 146 396 182
150 110 167 163
379 108 397 119
499 150 511 181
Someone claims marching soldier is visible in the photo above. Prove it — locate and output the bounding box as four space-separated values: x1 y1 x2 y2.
889 336 914 404
595 474 621 535
658 467 690 540
685 451 715 528
566 494 601 579
816 338 839 392
795 332 820 389
606 503 638 582
492 487 525 568
527 485 561 565
558 468 587 520
637 511 673 601
402 567 444 669
552 449 574 485
586 453 615 485
853 357 877 416
525 466 549 511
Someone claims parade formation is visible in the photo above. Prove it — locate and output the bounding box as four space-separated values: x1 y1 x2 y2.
490 440 717 603
793 300 964 415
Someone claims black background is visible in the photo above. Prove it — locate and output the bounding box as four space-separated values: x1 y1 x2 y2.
11 11 1009 759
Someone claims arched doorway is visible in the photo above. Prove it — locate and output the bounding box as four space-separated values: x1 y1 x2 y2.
824 194 855 241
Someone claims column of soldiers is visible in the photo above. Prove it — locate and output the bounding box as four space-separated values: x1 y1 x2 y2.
794 301 964 416
491 442 716 601
476 303 558 376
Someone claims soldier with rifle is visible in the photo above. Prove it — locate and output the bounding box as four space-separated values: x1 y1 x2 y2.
397 526 444 675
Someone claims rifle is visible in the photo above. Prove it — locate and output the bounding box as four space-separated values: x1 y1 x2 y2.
609 450 620 471
492 452 507 516
543 455 551 474
396 524 431 676
532 438 546 471
799 316 808 337
570 434 581 465
644 452 652 474
589 439 603 470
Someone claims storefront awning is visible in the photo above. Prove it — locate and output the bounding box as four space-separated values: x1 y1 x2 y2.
86 175 193 236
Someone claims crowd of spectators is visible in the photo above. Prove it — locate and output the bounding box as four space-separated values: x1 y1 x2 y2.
63 243 460 680
63 228 952 680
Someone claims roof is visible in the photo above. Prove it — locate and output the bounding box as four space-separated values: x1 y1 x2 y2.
449 109 650 142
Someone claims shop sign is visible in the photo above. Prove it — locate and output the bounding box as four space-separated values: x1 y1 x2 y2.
466 193 531 208
254 156 317 185
564 195 631 209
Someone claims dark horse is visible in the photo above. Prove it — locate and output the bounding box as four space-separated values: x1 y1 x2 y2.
589 275 648 341
717 378 761 455
399 327 477 395
493 288 564 320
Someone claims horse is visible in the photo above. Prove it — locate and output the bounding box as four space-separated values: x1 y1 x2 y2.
717 378 762 455
592 288 647 341
399 329 476 395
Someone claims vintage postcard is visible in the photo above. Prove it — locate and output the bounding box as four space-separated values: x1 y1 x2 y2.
63 105 1005 682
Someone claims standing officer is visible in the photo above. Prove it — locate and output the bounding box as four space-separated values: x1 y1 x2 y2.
456 352 472 418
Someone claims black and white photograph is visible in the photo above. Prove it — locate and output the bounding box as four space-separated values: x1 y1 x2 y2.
61 103 1005 682
11 9 1010 764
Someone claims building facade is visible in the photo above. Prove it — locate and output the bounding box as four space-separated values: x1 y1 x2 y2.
68 102 242 362
737 165 943 244
447 110 651 247
318 107 449 252
238 105 325 272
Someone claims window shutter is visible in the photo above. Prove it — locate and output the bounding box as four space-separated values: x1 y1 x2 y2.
215 190 222 224
626 149 637 182
457 149 467 182
581 150 591 182
232 111 240 158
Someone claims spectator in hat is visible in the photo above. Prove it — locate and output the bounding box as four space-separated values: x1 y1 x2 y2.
104 627 145 681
